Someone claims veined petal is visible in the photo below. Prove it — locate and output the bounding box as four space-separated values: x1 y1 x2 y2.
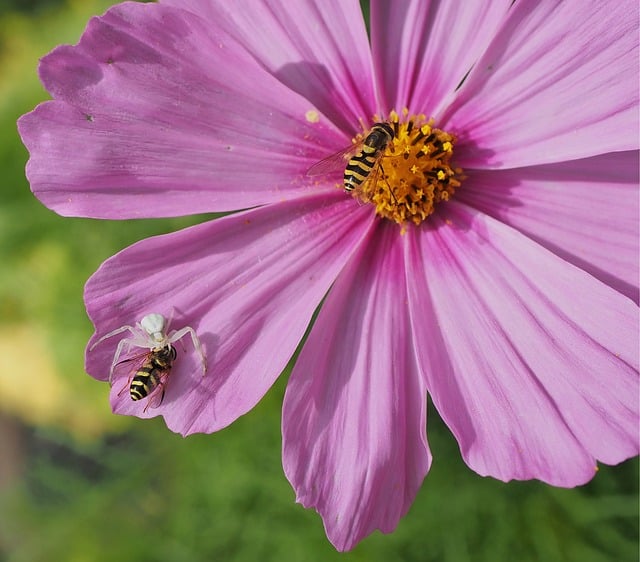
459 151 640 302
370 0 511 116
18 2 343 219
406 203 639 486
442 0 639 168
85 190 374 435
283 223 431 551
162 0 376 133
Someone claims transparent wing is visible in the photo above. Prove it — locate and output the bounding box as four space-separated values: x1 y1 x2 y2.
112 350 169 410
306 141 364 177
113 350 151 390
354 156 398 204
355 158 383 203
143 347 177 411
143 376 169 412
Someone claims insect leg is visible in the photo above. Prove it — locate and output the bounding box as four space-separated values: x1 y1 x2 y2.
116 371 134 398
378 162 398 204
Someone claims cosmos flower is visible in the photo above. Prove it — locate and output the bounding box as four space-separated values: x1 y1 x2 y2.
18 0 639 551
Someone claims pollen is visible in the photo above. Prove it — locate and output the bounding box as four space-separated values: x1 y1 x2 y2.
356 111 464 225
305 109 320 123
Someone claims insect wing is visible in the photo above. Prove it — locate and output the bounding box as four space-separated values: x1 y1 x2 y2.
143 372 170 412
306 141 364 177
113 350 152 390
354 154 386 203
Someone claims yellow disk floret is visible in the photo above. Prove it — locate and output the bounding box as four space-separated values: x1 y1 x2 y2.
356 111 464 225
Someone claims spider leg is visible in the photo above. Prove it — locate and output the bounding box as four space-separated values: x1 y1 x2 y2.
165 308 175 331
89 325 137 351
170 327 207 375
109 338 131 386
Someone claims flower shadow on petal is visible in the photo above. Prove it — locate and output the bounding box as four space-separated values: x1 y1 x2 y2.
89 4 195 65
40 46 103 97
274 61 358 135
451 130 498 169
407 224 479 456
40 7 185 101
458 152 640 302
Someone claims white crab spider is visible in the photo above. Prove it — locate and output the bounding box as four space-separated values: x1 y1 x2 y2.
90 313 207 385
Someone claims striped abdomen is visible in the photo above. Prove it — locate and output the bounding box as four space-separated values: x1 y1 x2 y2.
130 345 176 401
344 122 394 191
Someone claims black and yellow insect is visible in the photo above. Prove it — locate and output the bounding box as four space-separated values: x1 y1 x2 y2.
123 345 177 411
307 122 395 193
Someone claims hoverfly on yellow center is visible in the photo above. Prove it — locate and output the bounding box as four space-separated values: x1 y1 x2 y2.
307 110 464 225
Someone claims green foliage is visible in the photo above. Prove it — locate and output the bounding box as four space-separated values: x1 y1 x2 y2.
0 0 65 16
0 2 637 562
2 399 638 562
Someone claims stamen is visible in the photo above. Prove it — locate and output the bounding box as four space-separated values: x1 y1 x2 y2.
355 111 464 225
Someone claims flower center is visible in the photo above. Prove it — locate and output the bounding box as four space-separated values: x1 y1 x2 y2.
355 111 463 225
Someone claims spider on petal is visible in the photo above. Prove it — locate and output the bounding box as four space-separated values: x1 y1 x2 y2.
90 312 207 385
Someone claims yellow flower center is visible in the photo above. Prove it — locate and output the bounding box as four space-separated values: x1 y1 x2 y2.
355 110 463 225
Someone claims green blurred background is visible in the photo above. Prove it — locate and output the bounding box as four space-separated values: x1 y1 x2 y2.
0 1 637 561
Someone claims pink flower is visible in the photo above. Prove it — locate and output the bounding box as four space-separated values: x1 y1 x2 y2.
18 0 639 551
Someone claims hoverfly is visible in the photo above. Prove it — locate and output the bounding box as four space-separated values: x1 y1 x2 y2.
306 122 395 196
115 344 177 412
89 313 206 410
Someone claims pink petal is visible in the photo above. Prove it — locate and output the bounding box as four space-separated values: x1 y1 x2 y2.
283 223 431 551
162 0 376 133
459 151 640 303
406 203 639 486
85 190 375 435
442 0 639 168
370 0 512 116
18 2 345 218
